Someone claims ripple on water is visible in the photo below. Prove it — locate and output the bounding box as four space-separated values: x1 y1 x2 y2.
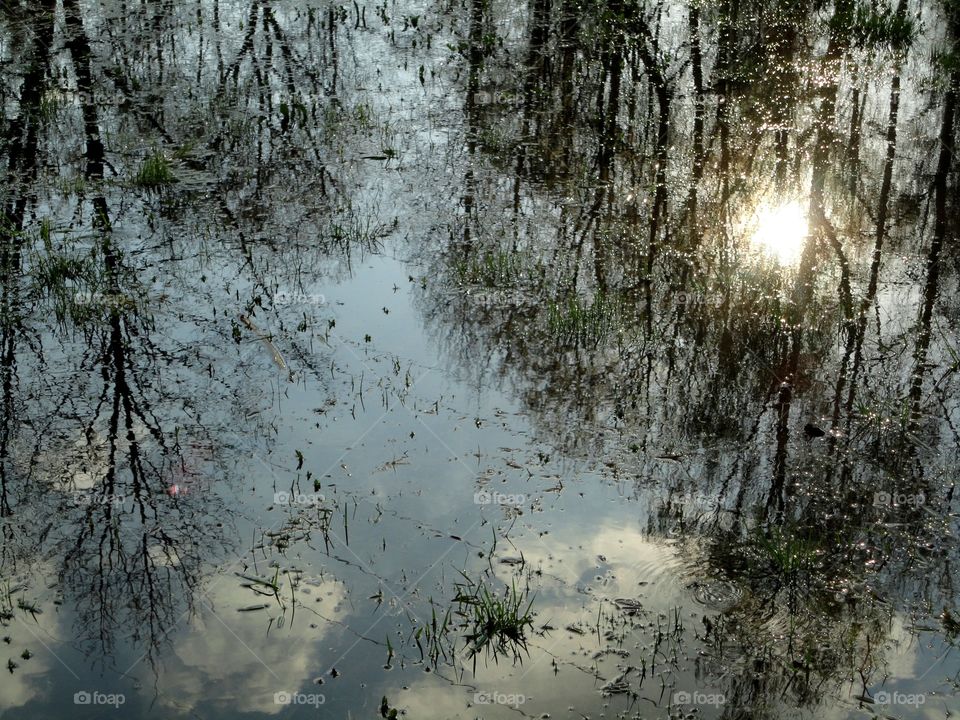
688 579 744 612
606 545 690 610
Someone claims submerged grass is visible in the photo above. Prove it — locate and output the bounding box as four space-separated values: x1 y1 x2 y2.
750 527 821 581
548 290 619 347
134 151 176 188
456 249 531 288
28 220 122 327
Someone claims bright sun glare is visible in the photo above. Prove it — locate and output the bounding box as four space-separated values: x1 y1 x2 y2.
750 200 809 265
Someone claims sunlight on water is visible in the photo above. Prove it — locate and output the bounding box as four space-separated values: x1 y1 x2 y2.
750 200 808 265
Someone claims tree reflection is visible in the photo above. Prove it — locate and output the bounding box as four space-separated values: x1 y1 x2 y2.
0 0 366 676
415 0 960 709
0 0 956 714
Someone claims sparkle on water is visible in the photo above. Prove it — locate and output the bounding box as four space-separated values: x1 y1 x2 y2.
750 200 809 265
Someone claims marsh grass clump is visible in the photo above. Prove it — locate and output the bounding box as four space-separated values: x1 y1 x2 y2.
411 602 456 671
57 174 87 196
456 250 529 288
850 396 925 471
0 583 39 623
453 573 535 667
134 151 176 188
750 527 821 582
39 90 61 122
548 290 619 347
328 214 388 247
31 231 146 331
29 223 125 327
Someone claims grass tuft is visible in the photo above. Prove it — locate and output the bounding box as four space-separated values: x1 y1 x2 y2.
548 290 619 347
456 250 530 288
453 573 535 667
134 151 176 188
751 527 820 580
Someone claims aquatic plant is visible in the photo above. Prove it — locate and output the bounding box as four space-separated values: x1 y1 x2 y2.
548 290 619 347
29 225 122 327
455 249 530 287
411 601 456 671
134 151 176 188
750 527 821 582
453 573 535 668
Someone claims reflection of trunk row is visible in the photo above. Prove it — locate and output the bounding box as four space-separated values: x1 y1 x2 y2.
416 0 960 712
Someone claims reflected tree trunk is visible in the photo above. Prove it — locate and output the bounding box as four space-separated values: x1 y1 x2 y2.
841 0 909 435
909 12 959 428
0 1 55 518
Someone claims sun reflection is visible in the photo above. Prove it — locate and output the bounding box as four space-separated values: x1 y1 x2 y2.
750 200 809 265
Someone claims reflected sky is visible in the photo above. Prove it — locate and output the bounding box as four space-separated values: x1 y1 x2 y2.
0 0 959 718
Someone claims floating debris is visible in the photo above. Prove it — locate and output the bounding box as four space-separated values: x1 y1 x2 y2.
612 597 644 614
600 678 631 696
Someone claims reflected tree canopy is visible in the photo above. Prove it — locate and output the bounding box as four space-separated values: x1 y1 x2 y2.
417 0 960 708
0 0 958 717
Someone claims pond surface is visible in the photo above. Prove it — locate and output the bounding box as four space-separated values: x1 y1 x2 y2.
1 1 959 718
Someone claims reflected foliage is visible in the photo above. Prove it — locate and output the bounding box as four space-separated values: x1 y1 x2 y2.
416 0 960 709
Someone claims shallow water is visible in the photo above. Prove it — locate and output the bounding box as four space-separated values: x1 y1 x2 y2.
1 0 960 718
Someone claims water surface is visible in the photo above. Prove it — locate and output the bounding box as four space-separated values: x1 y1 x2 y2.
1 1 960 718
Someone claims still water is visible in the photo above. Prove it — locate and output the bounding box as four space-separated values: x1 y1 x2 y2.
1 0 959 718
